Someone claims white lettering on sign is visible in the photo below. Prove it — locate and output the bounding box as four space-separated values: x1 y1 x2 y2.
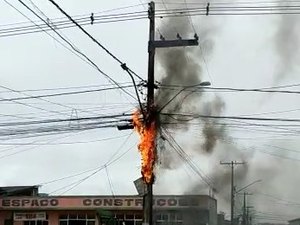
14 212 46 221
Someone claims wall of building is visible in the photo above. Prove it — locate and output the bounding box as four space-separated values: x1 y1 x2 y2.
289 220 300 225
0 195 217 225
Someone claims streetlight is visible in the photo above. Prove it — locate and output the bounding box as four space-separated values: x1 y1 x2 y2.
235 179 262 194
159 81 211 112
196 81 211 87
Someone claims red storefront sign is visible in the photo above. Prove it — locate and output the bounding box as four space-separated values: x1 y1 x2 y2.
0 196 209 210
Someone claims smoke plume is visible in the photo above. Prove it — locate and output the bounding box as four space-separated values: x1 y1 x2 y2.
153 0 300 220
154 0 251 214
155 2 225 156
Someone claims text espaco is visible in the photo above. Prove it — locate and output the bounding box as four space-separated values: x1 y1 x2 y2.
2 199 58 207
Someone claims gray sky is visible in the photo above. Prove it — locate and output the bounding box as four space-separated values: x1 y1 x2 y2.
1 0 300 223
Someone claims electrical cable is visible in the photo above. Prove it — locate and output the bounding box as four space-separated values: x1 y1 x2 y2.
161 127 215 190
16 0 137 101
3 0 98 75
48 0 144 82
46 0 145 113
51 142 136 195
0 112 131 127
206 87 300 94
0 82 132 93
105 166 115 196
4 5 300 38
0 129 88 160
0 84 135 102
0 134 129 146
0 85 78 117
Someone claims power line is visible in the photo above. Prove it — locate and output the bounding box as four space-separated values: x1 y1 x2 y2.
3 0 96 73
0 113 131 127
0 85 76 117
0 15 148 38
105 166 115 196
238 108 300 117
0 2 147 29
161 112 300 123
159 84 300 95
0 82 133 93
3 1 136 114
2 1 92 117
0 112 132 141
4 5 300 38
46 0 144 112
222 138 300 162
206 87 300 94
39 165 105 186
51 141 135 194
0 134 129 146
0 95 67 117
0 104 132 124
48 0 144 82
0 130 87 160
161 127 215 190
15 0 137 101
0 84 135 102
156 0 300 5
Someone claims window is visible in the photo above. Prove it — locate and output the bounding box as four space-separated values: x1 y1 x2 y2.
125 214 134 220
155 212 183 225
59 213 96 225
135 214 142 220
176 213 182 221
170 213 176 221
4 220 13 225
24 221 48 225
112 213 143 225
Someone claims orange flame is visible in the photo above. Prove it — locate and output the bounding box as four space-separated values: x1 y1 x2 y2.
132 109 157 184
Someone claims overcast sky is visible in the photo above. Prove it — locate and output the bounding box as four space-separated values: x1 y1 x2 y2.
0 0 300 223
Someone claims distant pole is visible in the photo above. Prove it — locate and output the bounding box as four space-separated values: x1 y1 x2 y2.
231 161 234 225
242 192 246 225
246 207 249 225
242 192 252 225
220 161 245 225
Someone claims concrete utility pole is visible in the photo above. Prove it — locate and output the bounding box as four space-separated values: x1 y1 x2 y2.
242 192 252 225
246 206 253 225
220 161 245 225
243 192 246 225
143 2 199 225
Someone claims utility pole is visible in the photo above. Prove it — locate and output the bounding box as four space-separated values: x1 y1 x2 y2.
147 1 155 111
246 208 249 225
220 161 245 225
143 3 155 225
246 206 253 225
242 192 252 225
142 2 199 225
243 192 246 225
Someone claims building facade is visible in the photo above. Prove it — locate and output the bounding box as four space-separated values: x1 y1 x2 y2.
0 191 217 225
289 219 300 225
